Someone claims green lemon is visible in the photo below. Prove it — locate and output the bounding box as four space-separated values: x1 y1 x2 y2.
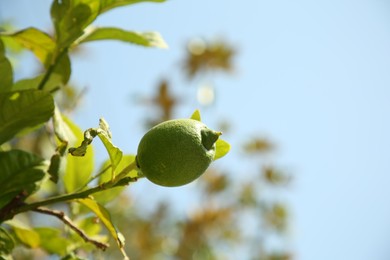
136 118 222 187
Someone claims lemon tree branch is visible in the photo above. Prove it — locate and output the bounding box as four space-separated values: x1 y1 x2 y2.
33 207 109 250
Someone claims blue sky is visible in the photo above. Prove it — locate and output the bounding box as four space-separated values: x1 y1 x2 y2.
2 1 390 259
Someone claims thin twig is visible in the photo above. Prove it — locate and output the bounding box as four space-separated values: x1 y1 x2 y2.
0 191 28 221
120 247 130 260
33 207 109 251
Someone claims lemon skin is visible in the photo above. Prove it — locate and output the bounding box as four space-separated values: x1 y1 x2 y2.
136 119 221 187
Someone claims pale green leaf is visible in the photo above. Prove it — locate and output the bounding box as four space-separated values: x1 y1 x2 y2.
80 27 168 48
99 0 166 14
63 116 94 193
34 227 71 256
12 73 62 92
6 220 40 248
51 0 100 49
0 27 55 67
0 90 54 144
11 75 43 91
0 40 13 92
214 139 231 161
53 104 74 143
0 150 46 208
0 227 14 255
77 198 124 248
190 109 201 121
97 118 123 179
97 133 123 179
76 216 102 236
94 155 136 204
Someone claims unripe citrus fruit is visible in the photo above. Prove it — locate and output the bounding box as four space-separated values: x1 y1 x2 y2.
136 119 221 187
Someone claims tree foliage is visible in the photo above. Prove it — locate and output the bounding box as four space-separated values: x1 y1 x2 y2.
0 1 293 259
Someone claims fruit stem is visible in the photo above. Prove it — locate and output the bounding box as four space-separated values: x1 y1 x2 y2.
201 129 222 150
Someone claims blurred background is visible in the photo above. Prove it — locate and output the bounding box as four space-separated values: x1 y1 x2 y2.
1 0 390 259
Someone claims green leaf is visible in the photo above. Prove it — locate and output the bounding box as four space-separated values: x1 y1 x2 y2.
76 216 102 236
52 52 72 85
61 252 88 260
0 150 46 209
190 109 201 121
63 116 94 193
52 105 74 143
94 155 137 204
0 227 14 255
0 40 13 92
6 220 40 248
79 27 168 48
48 109 69 182
97 118 123 179
214 139 231 161
99 0 166 14
0 27 55 68
12 72 66 92
0 90 54 144
48 153 61 183
97 132 122 178
12 75 43 91
77 198 125 248
34 227 71 256
99 155 138 183
51 0 100 49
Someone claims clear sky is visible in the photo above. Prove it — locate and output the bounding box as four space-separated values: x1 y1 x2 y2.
2 1 390 259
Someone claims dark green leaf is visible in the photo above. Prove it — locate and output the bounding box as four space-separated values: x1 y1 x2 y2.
0 40 13 92
0 27 55 68
63 116 94 193
0 90 54 145
0 150 46 209
51 0 100 49
68 127 98 157
99 0 166 14
80 27 167 48
48 153 61 183
214 139 231 160
0 227 14 255
52 51 71 85
48 138 67 183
